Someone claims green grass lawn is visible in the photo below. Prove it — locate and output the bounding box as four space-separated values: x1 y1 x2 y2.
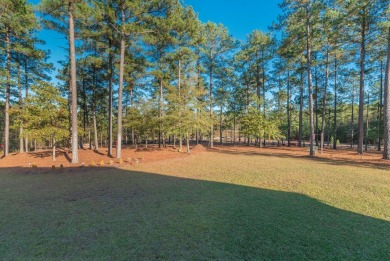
1 150 389 260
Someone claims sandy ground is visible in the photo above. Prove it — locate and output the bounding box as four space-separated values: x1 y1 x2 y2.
0 143 388 169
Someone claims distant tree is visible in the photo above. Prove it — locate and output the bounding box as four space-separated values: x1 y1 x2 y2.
0 0 37 157
200 22 237 148
19 82 69 161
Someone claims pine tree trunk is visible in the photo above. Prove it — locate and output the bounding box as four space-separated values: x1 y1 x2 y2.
18 59 24 153
365 93 370 151
315 64 319 146
383 28 390 159
24 58 29 152
306 3 315 156
333 58 337 150
69 0 78 163
358 11 366 155
108 40 113 155
186 132 190 153
262 50 266 147
116 6 125 159
378 60 383 151
4 30 11 157
220 105 223 145
158 79 163 148
52 138 56 162
351 85 355 148
93 110 99 150
287 70 291 147
209 62 214 148
131 128 135 146
233 114 236 147
321 45 329 153
82 73 87 147
298 72 303 148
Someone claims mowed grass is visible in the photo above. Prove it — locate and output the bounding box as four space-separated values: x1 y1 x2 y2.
1 150 390 260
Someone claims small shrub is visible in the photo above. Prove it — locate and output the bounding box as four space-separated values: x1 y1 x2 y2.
109 160 114 165
32 162 37 168
52 165 56 169
90 161 96 167
99 160 105 166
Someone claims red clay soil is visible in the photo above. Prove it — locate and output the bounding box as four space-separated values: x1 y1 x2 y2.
1 144 389 168
0 145 202 168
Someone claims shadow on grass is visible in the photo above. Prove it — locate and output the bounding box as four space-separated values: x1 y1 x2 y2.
0 167 389 260
211 147 390 170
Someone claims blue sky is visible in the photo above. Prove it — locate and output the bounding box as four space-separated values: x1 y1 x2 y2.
28 0 282 80
184 0 282 40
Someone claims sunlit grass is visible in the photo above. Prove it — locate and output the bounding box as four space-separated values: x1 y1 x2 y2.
0 150 389 260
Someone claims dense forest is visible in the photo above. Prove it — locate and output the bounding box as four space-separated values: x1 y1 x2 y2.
0 0 389 163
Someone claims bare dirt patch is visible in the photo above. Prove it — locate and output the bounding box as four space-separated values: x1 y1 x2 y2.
1 144 389 169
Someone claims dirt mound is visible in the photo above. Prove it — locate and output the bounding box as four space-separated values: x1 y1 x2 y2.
191 144 207 152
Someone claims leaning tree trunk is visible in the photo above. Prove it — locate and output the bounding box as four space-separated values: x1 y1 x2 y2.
116 6 125 159
69 0 78 163
383 28 390 159
358 12 366 155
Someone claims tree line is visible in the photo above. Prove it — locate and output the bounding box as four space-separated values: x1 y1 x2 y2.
0 0 389 163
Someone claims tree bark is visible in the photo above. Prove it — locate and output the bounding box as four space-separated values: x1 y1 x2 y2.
298 71 303 147
4 30 11 157
365 92 369 151
209 58 214 148
287 70 291 147
158 78 163 148
306 3 315 156
383 28 390 159
321 45 329 153
116 5 125 159
18 58 24 153
351 85 355 148
93 110 99 150
220 105 223 145
378 60 383 151
24 58 29 152
357 10 366 155
69 0 78 163
333 58 337 150
108 39 113 156
52 138 56 162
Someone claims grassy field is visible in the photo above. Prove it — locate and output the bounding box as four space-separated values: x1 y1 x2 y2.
1 149 389 260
